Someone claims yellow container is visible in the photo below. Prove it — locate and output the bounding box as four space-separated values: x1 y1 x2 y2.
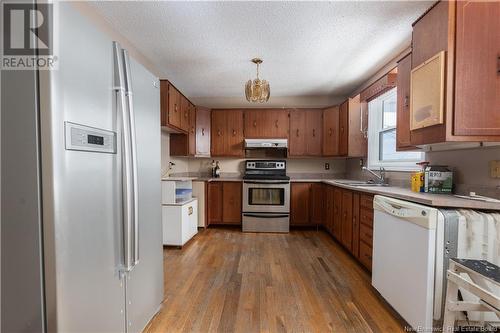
411 172 425 192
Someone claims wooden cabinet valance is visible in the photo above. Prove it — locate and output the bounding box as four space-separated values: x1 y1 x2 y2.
359 72 397 102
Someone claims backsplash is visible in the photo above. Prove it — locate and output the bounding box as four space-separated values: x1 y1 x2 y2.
345 146 500 199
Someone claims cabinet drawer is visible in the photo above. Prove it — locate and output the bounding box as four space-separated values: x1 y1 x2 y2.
360 207 373 227
360 194 374 209
359 224 373 247
359 241 373 271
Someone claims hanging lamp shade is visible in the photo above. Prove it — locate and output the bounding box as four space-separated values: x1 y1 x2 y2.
245 58 270 103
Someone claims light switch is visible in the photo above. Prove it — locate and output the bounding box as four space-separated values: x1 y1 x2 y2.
490 161 500 178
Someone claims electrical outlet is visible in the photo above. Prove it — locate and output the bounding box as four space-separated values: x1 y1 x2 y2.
325 163 330 170
490 161 500 178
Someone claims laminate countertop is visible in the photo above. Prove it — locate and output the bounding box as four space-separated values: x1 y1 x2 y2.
161 176 500 211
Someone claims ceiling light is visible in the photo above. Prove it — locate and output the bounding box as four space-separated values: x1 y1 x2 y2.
245 58 270 103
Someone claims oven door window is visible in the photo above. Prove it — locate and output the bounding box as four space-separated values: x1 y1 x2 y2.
248 188 285 206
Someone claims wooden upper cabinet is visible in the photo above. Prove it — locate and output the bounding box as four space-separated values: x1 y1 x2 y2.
289 109 323 157
454 1 500 136
195 107 211 157
323 106 340 156
289 110 307 156
211 109 244 157
188 104 196 156
410 1 449 145
179 96 190 132
244 109 289 138
347 95 367 157
225 110 244 157
165 82 181 129
222 182 242 224
338 101 349 156
396 54 414 150
306 110 323 156
290 182 312 226
211 110 226 156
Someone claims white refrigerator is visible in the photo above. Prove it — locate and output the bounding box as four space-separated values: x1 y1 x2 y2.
2 2 163 333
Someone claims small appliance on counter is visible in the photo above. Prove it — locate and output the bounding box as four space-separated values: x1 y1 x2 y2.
242 160 290 233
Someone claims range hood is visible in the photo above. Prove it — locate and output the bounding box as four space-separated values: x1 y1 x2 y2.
244 139 288 149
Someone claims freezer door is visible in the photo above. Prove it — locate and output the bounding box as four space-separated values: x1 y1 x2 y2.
40 3 126 332
124 56 164 333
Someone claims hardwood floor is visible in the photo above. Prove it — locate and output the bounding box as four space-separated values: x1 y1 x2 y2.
144 228 406 333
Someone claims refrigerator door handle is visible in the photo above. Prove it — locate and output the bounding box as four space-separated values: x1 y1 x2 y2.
113 41 135 272
122 48 140 266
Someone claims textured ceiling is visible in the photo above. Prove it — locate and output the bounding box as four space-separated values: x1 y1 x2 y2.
90 1 433 108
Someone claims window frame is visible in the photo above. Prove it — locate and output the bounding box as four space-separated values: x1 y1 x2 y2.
367 88 424 171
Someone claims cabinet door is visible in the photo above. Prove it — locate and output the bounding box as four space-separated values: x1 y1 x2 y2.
289 110 307 156
338 101 349 156
347 95 367 157
454 1 500 136
211 111 226 156
396 54 414 149
341 190 353 252
290 183 311 226
306 110 323 156
222 182 242 224
311 183 324 226
224 110 244 157
168 84 181 129
244 110 289 138
352 193 360 258
180 96 190 132
323 106 340 156
207 182 222 225
187 104 196 156
160 80 169 127
333 188 342 240
324 186 334 234
196 107 211 156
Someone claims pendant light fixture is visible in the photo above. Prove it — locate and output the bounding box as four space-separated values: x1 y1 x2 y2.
245 58 270 103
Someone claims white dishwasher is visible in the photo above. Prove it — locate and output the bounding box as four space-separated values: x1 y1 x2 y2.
372 195 443 331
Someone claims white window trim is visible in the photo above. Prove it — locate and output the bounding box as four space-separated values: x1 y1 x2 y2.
367 88 424 172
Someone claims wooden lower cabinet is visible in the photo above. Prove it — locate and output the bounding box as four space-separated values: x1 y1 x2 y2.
290 183 312 226
323 184 374 272
341 190 353 251
206 181 242 225
311 183 325 225
290 182 326 227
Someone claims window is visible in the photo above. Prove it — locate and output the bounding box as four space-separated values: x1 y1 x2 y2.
367 88 423 171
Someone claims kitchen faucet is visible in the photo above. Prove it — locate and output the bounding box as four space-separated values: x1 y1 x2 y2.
362 166 386 185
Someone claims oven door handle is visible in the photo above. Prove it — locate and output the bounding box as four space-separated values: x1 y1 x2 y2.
243 213 289 219
243 180 290 185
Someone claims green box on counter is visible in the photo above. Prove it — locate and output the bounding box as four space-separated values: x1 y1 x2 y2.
424 165 453 194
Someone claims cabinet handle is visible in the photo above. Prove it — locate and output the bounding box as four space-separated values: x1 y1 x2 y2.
312 129 316 137
202 128 205 136
185 112 188 118
341 126 344 133
296 129 299 137
232 129 236 136
253 121 257 127
329 128 332 136
191 127 195 134
497 55 500 74
275 120 279 128
217 130 222 136
175 104 178 112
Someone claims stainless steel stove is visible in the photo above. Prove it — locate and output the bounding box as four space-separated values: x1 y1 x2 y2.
242 160 290 233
